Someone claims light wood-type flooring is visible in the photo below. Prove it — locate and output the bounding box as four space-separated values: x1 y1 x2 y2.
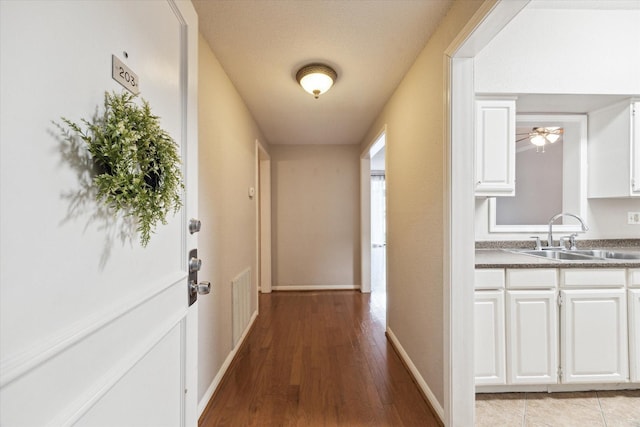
199 291 441 427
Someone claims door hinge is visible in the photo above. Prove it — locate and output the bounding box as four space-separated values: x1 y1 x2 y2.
558 366 563 381
557 291 563 306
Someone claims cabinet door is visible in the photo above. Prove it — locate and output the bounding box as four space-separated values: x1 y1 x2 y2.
474 290 506 385
475 99 516 197
561 289 628 383
632 101 640 195
630 289 640 382
506 290 558 384
588 100 639 198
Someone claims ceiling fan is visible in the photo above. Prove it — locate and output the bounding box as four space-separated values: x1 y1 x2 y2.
516 126 564 152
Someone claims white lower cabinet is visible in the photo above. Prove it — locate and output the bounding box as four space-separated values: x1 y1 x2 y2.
474 290 506 385
475 267 638 388
561 289 628 383
629 289 640 382
506 290 558 384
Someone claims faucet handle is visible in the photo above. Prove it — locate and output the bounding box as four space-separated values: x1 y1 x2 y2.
530 236 542 250
559 234 579 250
569 233 578 250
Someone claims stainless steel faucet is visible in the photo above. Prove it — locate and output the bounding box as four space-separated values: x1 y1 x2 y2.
546 213 588 249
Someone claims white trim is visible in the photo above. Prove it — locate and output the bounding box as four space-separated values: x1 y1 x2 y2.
50 308 188 426
488 113 588 233
197 309 258 416
478 383 640 393
169 1 199 424
444 1 530 425
257 140 272 294
271 284 360 291
360 125 387 295
386 327 444 421
0 271 187 388
360 157 372 294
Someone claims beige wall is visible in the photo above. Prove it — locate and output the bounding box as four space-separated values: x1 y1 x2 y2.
271 144 360 289
359 0 484 409
197 34 268 407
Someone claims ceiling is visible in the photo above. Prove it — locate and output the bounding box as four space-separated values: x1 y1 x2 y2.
192 0 452 145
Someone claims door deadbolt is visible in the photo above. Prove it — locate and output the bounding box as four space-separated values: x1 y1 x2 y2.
189 257 202 273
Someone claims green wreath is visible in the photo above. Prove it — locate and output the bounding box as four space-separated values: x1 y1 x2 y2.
62 91 184 246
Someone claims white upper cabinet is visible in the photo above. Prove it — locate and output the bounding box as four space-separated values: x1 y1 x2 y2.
588 100 640 198
475 98 516 197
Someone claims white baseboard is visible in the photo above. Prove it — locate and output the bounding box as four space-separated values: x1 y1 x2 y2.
197 309 258 417
271 284 360 291
478 383 640 393
386 327 444 422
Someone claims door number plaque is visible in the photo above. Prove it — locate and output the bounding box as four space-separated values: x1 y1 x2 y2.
112 55 139 95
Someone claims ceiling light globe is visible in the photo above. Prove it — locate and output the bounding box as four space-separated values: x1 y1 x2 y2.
296 64 337 99
546 133 560 143
530 134 546 146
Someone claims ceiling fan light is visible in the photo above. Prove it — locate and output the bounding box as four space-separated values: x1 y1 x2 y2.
530 134 546 146
546 133 560 143
296 64 337 99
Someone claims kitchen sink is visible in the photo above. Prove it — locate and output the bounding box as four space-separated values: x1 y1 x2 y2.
570 249 640 260
514 250 601 261
508 248 640 261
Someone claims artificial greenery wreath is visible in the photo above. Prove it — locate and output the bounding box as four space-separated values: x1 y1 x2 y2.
62 91 183 246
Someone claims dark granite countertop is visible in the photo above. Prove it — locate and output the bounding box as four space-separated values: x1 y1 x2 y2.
475 240 640 269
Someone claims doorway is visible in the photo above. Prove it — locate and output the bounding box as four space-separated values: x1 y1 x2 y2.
360 128 386 323
370 138 386 309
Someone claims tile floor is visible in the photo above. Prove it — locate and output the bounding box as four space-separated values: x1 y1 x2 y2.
476 390 640 426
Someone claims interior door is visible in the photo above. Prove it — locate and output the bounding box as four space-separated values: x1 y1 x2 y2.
370 174 386 293
0 1 200 425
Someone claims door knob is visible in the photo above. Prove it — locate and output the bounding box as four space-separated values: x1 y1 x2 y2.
188 257 202 273
190 280 211 295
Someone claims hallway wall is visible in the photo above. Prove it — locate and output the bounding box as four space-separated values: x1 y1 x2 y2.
359 0 484 417
197 34 269 412
271 144 361 290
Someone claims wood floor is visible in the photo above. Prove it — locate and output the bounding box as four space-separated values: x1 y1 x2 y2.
199 291 441 427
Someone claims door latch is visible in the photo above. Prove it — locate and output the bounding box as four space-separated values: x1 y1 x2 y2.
188 248 210 306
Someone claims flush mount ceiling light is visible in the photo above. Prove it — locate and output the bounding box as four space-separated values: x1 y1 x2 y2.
517 127 564 152
296 63 337 99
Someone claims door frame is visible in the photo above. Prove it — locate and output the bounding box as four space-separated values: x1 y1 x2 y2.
444 0 530 425
176 0 199 424
256 140 272 293
360 125 386 294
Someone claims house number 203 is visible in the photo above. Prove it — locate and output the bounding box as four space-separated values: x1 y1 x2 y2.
112 55 140 95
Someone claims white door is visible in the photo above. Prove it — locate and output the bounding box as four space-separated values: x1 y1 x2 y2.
474 290 506 385
561 289 629 384
0 1 200 426
370 174 386 293
506 290 558 384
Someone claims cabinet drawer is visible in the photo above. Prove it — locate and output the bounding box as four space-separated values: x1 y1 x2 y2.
475 269 505 290
630 269 640 288
506 269 557 289
561 269 626 288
